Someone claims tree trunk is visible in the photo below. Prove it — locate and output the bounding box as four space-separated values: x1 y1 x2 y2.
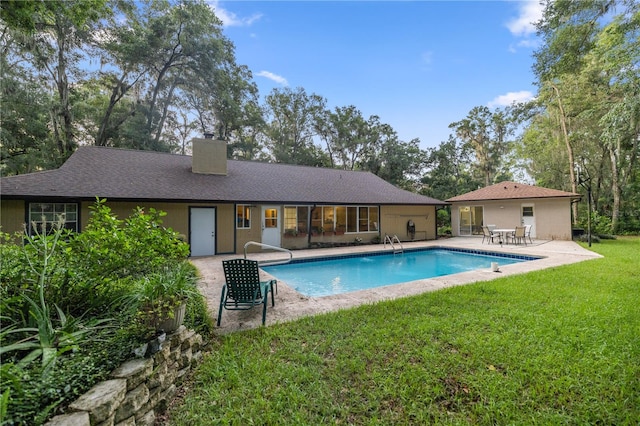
53 22 74 158
96 72 143 146
552 84 578 224
608 144 621 232
153 78 179 145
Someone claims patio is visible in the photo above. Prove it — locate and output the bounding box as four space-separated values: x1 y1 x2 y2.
191 237 601 334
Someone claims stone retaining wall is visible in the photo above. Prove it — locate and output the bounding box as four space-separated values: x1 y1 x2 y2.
45 326 204 426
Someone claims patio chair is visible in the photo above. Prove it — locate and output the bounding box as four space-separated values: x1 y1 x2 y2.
481 226 500 244
524 225 533 244
508 226 527 245
217 259 276 326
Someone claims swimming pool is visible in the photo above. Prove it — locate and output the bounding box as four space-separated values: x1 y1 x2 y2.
262 247 539 297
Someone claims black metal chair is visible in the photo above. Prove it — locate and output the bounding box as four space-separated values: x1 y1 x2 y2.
217 259 276 326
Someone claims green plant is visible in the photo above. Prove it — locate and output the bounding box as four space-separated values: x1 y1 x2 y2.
1 219 113 374
438 225 452 236
70 198 189 281
133 262 200 333
0 200 205 425
577 210 613 235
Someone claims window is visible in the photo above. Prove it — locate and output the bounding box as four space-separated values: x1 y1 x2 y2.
522 206 534 217
284 206 309 234
335 206 347 232
236 205 251 229
264 208 277 228
347 206 379 233
287 205 378 234
28 203 78 235
322 206 335 232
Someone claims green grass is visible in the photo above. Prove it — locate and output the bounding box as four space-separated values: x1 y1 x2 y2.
168 238 640 425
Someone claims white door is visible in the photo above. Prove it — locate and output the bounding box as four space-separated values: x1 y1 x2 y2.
521 204 536 237
190 207 216 256
261 206 281 248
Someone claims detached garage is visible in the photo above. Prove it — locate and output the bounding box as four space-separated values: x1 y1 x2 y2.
446 181 580 241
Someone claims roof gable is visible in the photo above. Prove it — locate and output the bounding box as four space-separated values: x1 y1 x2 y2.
445 181 580 202
1 146 447 206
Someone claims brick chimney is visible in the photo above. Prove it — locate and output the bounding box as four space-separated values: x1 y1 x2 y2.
191 135 227 175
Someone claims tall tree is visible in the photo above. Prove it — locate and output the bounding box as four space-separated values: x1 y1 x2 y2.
421 136 479 201
263 87 328 166
2 0 109 164
315 105 370 170
0 29 53 175
532 0 640 231
448 106 511 187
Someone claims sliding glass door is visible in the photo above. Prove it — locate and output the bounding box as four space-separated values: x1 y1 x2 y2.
459 206 484 236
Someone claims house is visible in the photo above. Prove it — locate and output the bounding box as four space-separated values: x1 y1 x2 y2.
0 138 447 255
446 181 580 240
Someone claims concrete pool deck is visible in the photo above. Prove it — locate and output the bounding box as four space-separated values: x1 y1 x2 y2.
190 238 602 335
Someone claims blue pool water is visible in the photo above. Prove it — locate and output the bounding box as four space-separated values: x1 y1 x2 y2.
262 248 537 297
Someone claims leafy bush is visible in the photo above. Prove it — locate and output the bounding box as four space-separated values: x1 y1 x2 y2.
436 208 450 229
438 225 452 236
0 199 211 425
577 210 613 235
2 327 141 425
69 199 189 279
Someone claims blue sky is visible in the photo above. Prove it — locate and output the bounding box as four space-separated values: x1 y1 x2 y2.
213 1 543 149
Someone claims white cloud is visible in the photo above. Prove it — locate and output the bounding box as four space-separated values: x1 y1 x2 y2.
506 0 544 37
488 91 535 108
508 38 541 53
209 1 262 27
256 71 289 86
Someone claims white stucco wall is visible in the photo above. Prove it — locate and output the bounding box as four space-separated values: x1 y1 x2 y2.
450 198 573 240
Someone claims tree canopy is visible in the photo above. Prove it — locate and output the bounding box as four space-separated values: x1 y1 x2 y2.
1 0 638 233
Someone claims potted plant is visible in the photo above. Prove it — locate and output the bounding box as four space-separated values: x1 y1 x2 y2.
284 228 298 237
135 261 200 334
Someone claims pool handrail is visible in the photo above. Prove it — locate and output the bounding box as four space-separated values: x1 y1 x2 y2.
244 241 293 266
383 234 404 254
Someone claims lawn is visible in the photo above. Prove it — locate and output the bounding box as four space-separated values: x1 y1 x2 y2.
167 238 639 425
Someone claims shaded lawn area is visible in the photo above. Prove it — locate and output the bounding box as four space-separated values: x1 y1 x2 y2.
168 238 639 425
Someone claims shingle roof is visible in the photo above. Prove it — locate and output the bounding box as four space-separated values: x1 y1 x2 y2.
445 181 580 202
1 146 446 205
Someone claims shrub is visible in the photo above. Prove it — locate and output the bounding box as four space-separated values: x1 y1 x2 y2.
69 199 189 280
436 208 450 229
438 225 452 236
0 199 209 425
577 210 613 235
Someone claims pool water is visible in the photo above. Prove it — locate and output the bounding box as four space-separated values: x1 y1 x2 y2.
262 248 535 297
